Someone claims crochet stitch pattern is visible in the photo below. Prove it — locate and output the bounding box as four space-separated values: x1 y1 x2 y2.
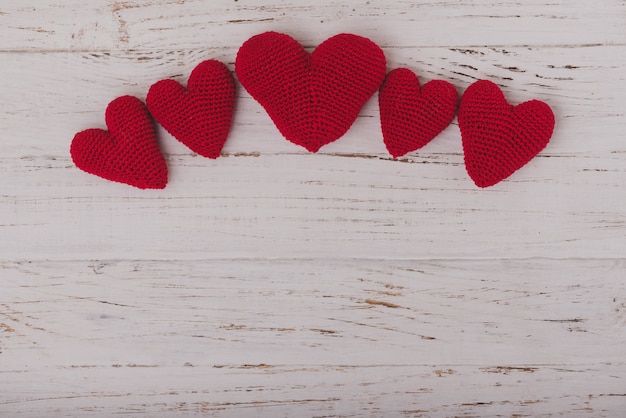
379 68 458 158
70 33 557 189
458 80 555 188
70 95 168 189
146 59 236 159
235 32 387 152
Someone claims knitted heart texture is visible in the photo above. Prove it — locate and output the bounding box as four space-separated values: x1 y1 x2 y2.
379 68 458 158
147 59 236 159
458 80 555 188
70 95 168 189
71 31 556 189
235 31 387 152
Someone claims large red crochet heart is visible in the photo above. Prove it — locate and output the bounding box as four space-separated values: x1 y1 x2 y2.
379 68 458 158
458 80 555 188
70 95 168 189
146 60 236 159
235 32 387 152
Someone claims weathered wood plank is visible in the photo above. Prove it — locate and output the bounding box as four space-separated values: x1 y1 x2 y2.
1 0 624 52
2 259 624 365
1 259 625 416
2 149 626 260
2 363 625 416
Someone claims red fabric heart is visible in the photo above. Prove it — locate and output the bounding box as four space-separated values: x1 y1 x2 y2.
379 68 458 158
146 60 236 159
235 32 387 152
458 80 555 188
70 96 168 189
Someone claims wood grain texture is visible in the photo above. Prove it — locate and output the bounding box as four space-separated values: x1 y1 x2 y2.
1 0 625 51
3 151 626 261
1 0 625 416
2 259 625 416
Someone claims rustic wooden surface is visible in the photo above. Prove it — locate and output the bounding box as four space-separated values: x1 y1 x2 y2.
1 1 625 416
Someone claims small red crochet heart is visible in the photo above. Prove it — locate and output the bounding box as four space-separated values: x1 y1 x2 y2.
379 68 458 158
70 95 168 189
146 60 236 159
458 80 555 188
235 32 387 152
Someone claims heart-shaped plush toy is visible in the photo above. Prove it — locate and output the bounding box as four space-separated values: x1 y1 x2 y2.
70 95 168 189
458 80 555 188
146 59 236 159
235 31 387 152
379 68 458 158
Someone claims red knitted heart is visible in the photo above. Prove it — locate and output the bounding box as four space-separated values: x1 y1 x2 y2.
379 68 458 158
146 60 236 159
235 32 387 152
70 95 168 189
458 80 555 188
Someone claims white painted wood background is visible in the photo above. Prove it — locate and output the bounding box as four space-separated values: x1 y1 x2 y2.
1 0 625 416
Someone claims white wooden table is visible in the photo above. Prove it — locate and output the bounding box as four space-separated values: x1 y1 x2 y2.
1 1 625 416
